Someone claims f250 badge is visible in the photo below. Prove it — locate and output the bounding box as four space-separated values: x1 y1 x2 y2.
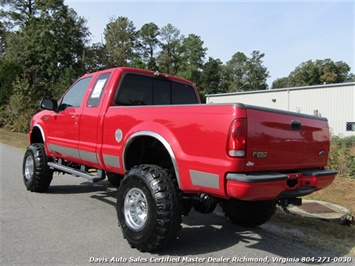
253 151 267 159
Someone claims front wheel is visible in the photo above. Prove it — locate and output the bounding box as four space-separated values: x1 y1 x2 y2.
221 199 276 227
23 143 53 192
116 164 182 252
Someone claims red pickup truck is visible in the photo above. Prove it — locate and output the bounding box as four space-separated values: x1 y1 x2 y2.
23 67 337 252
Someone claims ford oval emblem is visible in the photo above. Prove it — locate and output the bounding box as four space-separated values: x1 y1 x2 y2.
319 151 326 157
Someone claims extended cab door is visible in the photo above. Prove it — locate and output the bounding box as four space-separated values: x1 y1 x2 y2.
77 72 113 168
46 76 93 162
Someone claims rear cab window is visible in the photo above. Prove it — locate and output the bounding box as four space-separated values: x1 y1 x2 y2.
115 73 197 106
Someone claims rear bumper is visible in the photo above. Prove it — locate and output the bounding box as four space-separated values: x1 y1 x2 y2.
225 169 337 201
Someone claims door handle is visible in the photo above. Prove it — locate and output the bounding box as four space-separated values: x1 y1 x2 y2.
290 120 302 130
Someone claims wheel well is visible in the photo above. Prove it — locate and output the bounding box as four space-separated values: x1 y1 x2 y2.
30 127 44 144
124 136 173 172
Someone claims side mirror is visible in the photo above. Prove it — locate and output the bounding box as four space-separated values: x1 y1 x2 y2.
40 98 58 111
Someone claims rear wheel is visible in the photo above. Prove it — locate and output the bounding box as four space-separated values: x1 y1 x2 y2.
116 164 182 252
23 143 53 192
221 199 276 227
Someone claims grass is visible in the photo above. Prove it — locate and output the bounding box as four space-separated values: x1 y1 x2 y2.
305 177 355 216
272 210 355 256
1 128 354 256
0 128 30 151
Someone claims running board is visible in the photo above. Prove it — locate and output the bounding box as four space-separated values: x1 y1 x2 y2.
48 162 105 183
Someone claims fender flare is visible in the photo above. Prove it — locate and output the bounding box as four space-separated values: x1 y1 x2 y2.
122 131 181 187
31 124 46 144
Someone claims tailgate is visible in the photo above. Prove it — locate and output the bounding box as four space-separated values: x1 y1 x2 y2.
244 105 330 172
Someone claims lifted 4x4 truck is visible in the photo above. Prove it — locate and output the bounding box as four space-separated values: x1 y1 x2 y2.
23 67 337 252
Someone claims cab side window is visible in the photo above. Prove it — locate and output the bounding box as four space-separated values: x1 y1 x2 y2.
88 73 111 107
60 77 92 111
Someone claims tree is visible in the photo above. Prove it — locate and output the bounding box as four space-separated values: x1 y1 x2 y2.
0 0 90 132
137 22 160 70
221 52 248 92
199 57 223 101
0 0 36 29
272 77 291 89
221 51 269 92
177 34 207 84
245 50 269 90
0 59 22 105
157 23 183 75
0 21 7 56
272 59 354 89
2 0 90 97
84 42 107 72
104 16 137 68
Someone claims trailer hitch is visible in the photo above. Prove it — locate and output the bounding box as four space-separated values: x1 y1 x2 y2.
278 198 302 213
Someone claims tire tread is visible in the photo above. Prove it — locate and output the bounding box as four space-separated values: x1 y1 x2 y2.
23 143 53 192
117 164 182 252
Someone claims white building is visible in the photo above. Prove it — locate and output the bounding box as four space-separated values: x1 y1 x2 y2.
206 82 355 137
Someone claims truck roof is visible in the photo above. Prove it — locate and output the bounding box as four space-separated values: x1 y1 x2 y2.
82 67 195 87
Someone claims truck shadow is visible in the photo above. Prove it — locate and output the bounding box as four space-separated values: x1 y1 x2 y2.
47 179 113 195
159 210 342 258
48 184 108 194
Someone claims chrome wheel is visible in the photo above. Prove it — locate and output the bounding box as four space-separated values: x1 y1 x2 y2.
124 188 148 230
24 156 34 181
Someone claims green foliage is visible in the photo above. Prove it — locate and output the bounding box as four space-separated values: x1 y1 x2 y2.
0 59 22 105
328 135 355 179
0 0 89 132
199 57 223 101
0 0 36 29
272 59 353 89
156 23 183 75
176 34 207 85
0 77 38 132
221 50 269 92
2 0 89 97
84 42 107 72
104 16 137 67
51 66 78 99
0 19 8 56
137 22 160 69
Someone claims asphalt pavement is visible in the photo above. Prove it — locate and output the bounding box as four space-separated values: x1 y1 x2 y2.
0 143 345 265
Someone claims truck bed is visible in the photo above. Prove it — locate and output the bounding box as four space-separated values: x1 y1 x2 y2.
101 103 333 198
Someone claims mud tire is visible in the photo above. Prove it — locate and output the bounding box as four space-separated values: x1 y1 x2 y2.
116 164 182 252
23 143 53 192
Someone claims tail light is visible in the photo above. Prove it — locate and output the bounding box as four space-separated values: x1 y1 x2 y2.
227 119 247 157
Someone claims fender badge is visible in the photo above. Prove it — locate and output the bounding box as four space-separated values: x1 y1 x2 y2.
246 161 254 166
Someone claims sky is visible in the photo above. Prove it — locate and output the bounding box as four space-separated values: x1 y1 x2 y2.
64 0 354 86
